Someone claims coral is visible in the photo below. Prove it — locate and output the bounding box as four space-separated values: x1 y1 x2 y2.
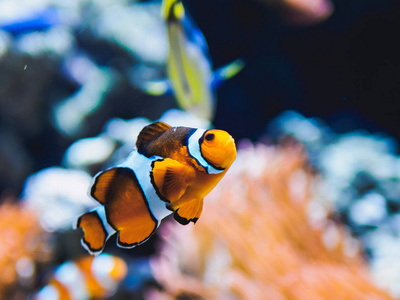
271 111 400 297
149 143 394 299
0 200 51 298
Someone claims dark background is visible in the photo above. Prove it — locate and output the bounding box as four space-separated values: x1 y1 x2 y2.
183 0 400 141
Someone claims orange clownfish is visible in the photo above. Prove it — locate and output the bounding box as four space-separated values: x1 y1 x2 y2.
76 122 236 255
33 254 127 300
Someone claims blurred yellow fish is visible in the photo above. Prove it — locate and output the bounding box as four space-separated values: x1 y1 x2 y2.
140 0 244 120
76 122 236 255
33 254 127 300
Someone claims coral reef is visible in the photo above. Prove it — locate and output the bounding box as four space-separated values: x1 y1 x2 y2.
271 111 400 297
149 143 394 299
0 200 51 299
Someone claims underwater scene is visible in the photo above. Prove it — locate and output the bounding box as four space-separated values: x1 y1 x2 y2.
1 0 400 299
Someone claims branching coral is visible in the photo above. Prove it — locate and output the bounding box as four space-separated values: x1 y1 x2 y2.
0 200 51 298
149 143 394 299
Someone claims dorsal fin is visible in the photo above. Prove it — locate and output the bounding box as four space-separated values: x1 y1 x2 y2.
136 122 171 152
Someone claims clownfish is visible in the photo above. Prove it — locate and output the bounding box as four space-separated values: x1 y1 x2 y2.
76 122 236 255
33 254 127 300
139 0 244 120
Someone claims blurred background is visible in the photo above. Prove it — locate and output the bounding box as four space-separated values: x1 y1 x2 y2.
1 0 400 299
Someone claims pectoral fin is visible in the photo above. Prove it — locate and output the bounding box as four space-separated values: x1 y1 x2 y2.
212 59 245 89
141 79 172 96
169 198 203 225
151 158 194 202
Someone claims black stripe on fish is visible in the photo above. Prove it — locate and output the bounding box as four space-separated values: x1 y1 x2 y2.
150 159 170 204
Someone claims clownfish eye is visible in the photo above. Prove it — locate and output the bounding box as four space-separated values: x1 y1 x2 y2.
205 133 215 142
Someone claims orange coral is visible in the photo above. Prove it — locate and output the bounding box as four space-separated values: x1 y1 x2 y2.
0 200 51 298
149 143 395 299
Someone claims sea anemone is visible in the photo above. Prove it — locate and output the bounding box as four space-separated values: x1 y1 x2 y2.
148 143 394 299
0 199 51 298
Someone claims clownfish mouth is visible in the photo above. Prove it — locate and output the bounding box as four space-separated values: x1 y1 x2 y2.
226 137 235 145
224 138 236 152
223 137 237 163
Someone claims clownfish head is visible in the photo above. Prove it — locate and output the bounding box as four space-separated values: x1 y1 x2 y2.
200 129 237 171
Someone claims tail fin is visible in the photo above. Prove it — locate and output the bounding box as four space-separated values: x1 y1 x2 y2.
75 206 116 256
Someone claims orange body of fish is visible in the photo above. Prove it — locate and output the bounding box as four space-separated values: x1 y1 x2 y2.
76 122 236 255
